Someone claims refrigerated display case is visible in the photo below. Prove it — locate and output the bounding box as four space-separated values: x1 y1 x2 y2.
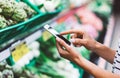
0 0 113 78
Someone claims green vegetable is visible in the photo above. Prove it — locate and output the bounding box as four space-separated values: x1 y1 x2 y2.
0 0 36 27
0 0 6 7
6 19 17 26
12 9 27 22
22 70 40 78
52 0 61 8
38 64 65 78
18 2 36 17
1 1 15 17
0 8 2 13
0 15 7 28
0 72 3 78
2 69 14 78
87 0 111 18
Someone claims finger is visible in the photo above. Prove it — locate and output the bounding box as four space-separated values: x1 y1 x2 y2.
56 40 66 52
56 41 61 51
60 29 84 35
56 37 71 51
56 41 66 53
72 43 82 47
76 45 81 47
71 34 77 39
71 41 82 47
75 44 82 47
56 41 69 56
70 38 87 46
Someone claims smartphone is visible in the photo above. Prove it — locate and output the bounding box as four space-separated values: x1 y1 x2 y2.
44 24 71 45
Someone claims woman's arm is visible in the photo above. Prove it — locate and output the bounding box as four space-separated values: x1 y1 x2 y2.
75 55 120 78
94 41 116 64
56 37 120 78
60 29 116 64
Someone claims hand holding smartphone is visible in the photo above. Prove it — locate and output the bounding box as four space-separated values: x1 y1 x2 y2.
44 24 71 45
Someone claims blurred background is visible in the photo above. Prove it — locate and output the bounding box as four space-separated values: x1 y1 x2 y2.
0 0 119 78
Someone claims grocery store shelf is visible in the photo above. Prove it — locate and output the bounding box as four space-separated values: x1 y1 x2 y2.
0 1 89 62
0 49 10 62
0 8 72 62
0 29 42 62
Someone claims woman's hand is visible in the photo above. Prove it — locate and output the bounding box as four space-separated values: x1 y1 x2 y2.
56 37 81 62
59 29 116 64
56 29 119 78
56 37 120 78
60 29 97 51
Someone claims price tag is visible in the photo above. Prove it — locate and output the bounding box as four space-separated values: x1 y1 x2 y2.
11 42 29 62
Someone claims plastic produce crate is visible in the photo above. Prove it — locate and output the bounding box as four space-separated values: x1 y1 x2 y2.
0 0 63 48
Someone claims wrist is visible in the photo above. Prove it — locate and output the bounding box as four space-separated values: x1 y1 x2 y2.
94 41 104 52
73 55 83 66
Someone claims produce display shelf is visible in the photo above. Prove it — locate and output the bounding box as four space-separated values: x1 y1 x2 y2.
0 13 59 62
0 10 61 45
0 3 93 78
0 1 99 78
0 8 86 78
0 8 70 62
0 28 42 62
0 0 65 48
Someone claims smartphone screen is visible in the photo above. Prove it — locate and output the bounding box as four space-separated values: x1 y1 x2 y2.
44 25 71 45
56 34 71 45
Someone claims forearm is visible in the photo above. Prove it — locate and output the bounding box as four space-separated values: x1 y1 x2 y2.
74 56 120 78
93 42 116 64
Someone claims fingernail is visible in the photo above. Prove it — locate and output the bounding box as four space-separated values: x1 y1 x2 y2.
70 39 75 43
